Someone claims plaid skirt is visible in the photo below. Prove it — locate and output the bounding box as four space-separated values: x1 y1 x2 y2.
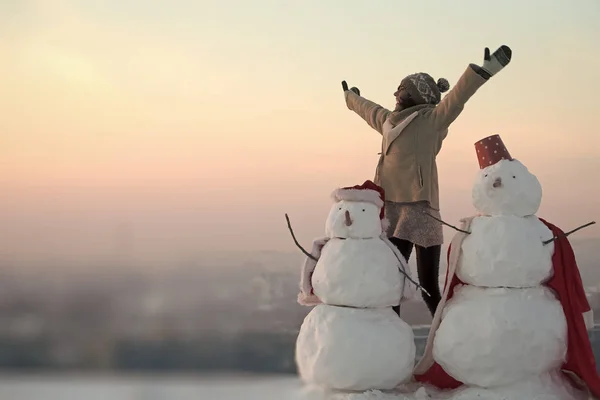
385 201 444 248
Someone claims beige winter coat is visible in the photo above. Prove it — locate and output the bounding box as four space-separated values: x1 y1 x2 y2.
345 66 487 210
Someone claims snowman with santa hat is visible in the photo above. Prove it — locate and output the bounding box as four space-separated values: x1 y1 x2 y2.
412 134 600 400
293 180 423 395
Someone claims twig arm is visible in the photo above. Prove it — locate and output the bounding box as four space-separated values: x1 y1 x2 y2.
543 221 596 245
285 214 318 261
423 211 471 234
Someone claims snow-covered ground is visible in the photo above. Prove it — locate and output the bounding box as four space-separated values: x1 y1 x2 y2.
0 373 590 400
0 374 303 400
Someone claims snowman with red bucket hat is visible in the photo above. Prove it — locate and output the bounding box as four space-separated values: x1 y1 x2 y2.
413 134 600 400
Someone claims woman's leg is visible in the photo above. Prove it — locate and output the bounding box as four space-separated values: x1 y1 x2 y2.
415 244 442 316
388 237 414 316
388 237 414 260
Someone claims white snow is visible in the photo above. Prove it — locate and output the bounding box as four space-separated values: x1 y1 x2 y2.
294 373 589 400
0 374 305 400
457 215 555 287
326 200 383 239
296 305 415 391
443 370 588 400
472 159 542 217
299 385 417 400
312 238 405 307
432 285 567 387
5 374 590 400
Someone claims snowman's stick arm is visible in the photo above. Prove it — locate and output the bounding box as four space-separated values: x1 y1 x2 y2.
394 257 430 296
423 211 471 234
383 237 432 297
410 277 431 297
285 214 318 261
392 256 429 295
543 221 596 245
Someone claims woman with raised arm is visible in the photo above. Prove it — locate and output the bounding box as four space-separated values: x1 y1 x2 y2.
342 46 512 317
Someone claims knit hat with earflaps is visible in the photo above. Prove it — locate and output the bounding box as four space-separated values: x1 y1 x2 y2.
400 73 450 105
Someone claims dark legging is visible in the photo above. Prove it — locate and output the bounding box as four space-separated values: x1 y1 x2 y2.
389 237 442 317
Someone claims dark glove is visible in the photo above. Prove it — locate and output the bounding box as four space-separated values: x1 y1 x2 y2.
481 45 512 76
341 80 360 96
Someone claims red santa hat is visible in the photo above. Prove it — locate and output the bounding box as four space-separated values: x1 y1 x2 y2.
331 180 389 230
474 134 513 169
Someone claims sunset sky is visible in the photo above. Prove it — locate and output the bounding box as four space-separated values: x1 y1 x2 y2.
1 0 599 265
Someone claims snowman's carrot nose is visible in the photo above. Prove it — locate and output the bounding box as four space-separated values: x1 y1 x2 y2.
344 210 353 226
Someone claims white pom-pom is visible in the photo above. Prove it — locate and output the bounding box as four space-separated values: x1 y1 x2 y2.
437 78 450 93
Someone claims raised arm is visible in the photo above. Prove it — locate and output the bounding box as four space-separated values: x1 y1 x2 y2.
430 45 512 131
429 66 487 130
343 84 391 135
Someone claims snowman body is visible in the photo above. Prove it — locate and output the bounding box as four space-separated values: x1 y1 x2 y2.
432 158 569 389
296 305 415 391
295 190 416 391
457 215 554 287
433 284 567 387
312 237 404 308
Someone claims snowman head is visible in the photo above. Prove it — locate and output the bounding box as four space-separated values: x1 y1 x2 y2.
471 135 542 217
326 180 389 239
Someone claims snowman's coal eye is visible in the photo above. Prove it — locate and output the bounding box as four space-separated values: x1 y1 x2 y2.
338 207 342 210
362 209 365 212
512 176 516 179
484 174 488 177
